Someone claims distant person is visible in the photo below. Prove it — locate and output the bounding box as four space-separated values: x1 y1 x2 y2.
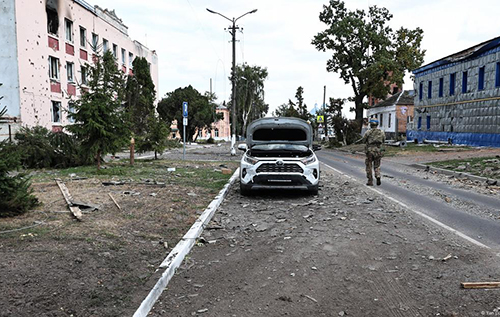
358 119 385 186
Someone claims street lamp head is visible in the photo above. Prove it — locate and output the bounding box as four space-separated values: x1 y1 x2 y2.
206 8 216 14
250 9 258 14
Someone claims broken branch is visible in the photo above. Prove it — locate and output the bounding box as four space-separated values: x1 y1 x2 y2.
108 193 121 211
461 282 500 289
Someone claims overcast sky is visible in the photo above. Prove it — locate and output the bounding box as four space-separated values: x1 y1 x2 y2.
95 0 500 118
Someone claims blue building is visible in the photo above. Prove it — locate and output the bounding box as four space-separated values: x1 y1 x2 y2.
408 36 500 147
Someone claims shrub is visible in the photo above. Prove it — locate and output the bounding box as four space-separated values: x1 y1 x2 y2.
0 140 39 217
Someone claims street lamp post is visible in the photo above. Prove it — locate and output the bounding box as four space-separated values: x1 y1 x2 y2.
207 8 257 156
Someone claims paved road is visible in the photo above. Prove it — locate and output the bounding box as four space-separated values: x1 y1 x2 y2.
317 149 500 250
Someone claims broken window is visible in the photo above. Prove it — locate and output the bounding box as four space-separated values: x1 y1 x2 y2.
112 44 118 59
49 56 59 80
46 7 59 35
67 102 75 123
496 63 500 87
80 26 86 48
215 129 219 138
81 66 88 85
439 77 444 97
52 101 61 123
67 62 74 82
65 19 73 43
91 33 99 50
462 71 468 93
103 39 109 52
450 73 456 96
478 66 485 91
392 86 398 95
129 52 134 68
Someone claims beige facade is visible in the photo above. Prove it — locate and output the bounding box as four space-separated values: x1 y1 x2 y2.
0 0 158 139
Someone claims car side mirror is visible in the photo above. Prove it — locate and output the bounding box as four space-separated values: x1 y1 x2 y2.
313 144 322 151
237 144 247 151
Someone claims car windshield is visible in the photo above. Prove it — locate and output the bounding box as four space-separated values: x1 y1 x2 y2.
251 144 309 152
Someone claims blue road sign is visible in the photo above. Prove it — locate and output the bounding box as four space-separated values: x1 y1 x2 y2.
183 101 188 117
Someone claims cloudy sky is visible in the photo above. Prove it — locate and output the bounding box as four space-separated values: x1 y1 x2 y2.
95 0 500 118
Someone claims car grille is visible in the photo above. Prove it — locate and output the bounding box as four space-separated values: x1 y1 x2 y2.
256 163 303 173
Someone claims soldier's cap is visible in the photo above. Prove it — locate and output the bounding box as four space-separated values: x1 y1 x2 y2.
369 119 379 125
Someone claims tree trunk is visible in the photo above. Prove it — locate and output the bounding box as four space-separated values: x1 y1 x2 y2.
154 151 158 160
354 95 365 132
96 150 101 170
130 137 135 166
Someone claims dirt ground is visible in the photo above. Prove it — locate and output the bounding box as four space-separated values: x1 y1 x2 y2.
148 166 500 317
0 144 239 317
1 143 499 316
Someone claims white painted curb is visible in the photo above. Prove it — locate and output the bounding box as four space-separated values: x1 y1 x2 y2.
133 168 240 317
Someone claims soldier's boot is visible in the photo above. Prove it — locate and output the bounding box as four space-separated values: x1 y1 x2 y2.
366 178 373 186
376 177 381 186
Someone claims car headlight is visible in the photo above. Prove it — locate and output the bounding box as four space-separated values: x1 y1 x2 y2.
244 154 259 165
300 155 317 165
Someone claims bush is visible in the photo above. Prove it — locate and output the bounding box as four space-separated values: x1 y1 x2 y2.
207 137 215 144
0 140 39 217
14 126 91 168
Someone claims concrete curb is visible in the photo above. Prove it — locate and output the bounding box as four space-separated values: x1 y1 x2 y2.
409 163 499 184
133 168 240 317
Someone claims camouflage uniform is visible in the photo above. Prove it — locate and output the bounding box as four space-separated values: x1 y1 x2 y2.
361 124 385 186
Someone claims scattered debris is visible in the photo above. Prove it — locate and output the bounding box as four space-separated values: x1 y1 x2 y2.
303 294 318 303
102 181 125 186
221 168 232 175
167 167 176 172
108 193 121 211
55 179 83 221
461 282 500 289
442 254 452 262
197 308 208 313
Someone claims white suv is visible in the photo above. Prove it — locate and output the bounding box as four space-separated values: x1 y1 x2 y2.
238 117 320 195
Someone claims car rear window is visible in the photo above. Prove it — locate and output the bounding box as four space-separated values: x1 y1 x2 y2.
253 128 307 141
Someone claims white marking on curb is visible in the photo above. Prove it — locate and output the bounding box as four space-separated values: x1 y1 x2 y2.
133 168 240 317
321 162 490 250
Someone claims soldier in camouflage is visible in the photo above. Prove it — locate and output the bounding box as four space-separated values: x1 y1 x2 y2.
360 119 385 186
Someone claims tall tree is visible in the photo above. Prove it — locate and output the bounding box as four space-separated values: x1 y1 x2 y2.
125 57 156 137
273 87 311 122
67 50 130 170
137 112 170 160
157 86 221 142
232 64 269 137
311 0 425 129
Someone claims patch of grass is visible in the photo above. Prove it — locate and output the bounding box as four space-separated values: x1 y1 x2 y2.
382 143 473 157
427 156 500 178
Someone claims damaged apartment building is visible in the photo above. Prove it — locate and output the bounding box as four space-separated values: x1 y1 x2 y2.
409 36 500 147
0 0 158 140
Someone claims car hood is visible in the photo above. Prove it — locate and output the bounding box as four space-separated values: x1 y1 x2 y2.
246 117 313 148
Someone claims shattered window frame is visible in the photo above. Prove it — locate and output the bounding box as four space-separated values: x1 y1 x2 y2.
91 33 99 50
49 56 59 80
67 61 74 82
438 77 444 97
450 73 456 96
79 26 87 48
462 71 468 93
81 66 88 85
478 66 485 91
65 18 73 43
51 100 62 123
46 7 59 36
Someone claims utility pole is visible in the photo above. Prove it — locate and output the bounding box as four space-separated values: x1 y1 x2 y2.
323 85 327 140
207 8 257 156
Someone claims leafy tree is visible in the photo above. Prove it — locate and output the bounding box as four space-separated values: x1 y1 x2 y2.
273 87 311 122
0 106 39 217
136 112 170 160
311 0 425 129
232 64 269 137
67 50 130 170
157 85 221 142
